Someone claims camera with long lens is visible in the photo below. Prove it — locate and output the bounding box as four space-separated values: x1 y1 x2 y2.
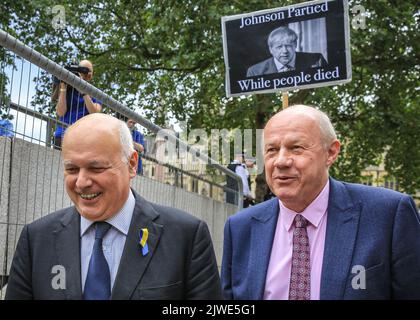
64 64 90 76
52 62 90 101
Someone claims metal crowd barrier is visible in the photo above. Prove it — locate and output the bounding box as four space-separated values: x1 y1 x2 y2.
0 28 244 295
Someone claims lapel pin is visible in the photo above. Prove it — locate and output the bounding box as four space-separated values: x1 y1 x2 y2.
139 228 149 256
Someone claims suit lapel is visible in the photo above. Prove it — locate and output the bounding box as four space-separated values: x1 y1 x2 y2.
54 208 83 299
111 194 162 300
320 178 361 299
248 198 279 299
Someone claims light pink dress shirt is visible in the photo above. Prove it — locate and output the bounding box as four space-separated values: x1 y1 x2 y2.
263 180 330 300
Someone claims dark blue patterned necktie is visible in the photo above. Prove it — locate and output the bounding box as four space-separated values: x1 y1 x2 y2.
83 222 112 300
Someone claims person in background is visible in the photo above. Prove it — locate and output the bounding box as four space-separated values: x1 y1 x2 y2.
244 155 256 207
227 153 253 208
0 118 13 137
53 59 102 149
126 118 145 175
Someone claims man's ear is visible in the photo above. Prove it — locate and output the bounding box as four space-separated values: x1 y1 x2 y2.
128 151 138 178
326 139 340 167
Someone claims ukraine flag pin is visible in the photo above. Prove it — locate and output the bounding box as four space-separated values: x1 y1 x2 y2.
139 228 149 256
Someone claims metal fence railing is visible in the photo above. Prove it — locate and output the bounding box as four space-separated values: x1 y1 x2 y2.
4 101 239 204
0 28 244 296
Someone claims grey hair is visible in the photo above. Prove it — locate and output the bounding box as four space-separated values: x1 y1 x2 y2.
267 26 298 48
118 120 135 163
317 110 337 149
283 105 337 149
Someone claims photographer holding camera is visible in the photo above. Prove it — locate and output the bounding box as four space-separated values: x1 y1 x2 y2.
53 59 102 148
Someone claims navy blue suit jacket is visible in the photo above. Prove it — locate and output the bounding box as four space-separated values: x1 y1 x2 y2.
6 191 221 300
221 178 420 299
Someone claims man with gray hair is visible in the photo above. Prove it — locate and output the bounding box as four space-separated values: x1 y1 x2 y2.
247 26 327 77
6 113 221 300
222 105 420 300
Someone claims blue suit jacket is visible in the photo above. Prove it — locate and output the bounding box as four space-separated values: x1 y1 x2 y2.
221 178 420 299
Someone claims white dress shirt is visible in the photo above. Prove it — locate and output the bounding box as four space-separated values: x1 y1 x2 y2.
233 161 251 197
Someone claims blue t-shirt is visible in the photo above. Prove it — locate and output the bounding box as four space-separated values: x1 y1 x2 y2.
0 119 14 137
132 129 145 174
54 87 102 138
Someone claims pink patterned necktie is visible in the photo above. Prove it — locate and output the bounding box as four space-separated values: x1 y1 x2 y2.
289 214 311 300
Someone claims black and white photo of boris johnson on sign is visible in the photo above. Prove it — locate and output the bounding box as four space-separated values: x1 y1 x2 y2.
221 0 352 97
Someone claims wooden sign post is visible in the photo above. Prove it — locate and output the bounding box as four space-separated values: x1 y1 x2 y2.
282 91 289 109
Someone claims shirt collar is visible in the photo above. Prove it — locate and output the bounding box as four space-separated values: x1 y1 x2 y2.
274 54 296 71
280 179 330 231
80 189 136 237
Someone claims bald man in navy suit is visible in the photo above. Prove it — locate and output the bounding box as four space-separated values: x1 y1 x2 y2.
6 114 221 300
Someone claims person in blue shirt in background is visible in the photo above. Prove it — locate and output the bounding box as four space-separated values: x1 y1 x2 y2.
0 118 14 137
53 60 102 149
126 118 145 175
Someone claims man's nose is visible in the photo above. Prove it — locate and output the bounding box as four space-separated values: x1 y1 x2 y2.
273 148 293 168
75 168 93 189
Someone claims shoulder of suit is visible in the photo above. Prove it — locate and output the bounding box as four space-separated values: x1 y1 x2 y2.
295 51 323 59
334 179 412 208
344 181 409 199
228 198 278 223
24 206 76 232
248 57 274 71
144 199 205 228
122 190 207 232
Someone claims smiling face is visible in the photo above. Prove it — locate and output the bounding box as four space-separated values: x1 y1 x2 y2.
62 114 137 221
264 109 340 212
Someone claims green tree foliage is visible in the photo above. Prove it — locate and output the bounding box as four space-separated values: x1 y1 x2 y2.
1 0 419 195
